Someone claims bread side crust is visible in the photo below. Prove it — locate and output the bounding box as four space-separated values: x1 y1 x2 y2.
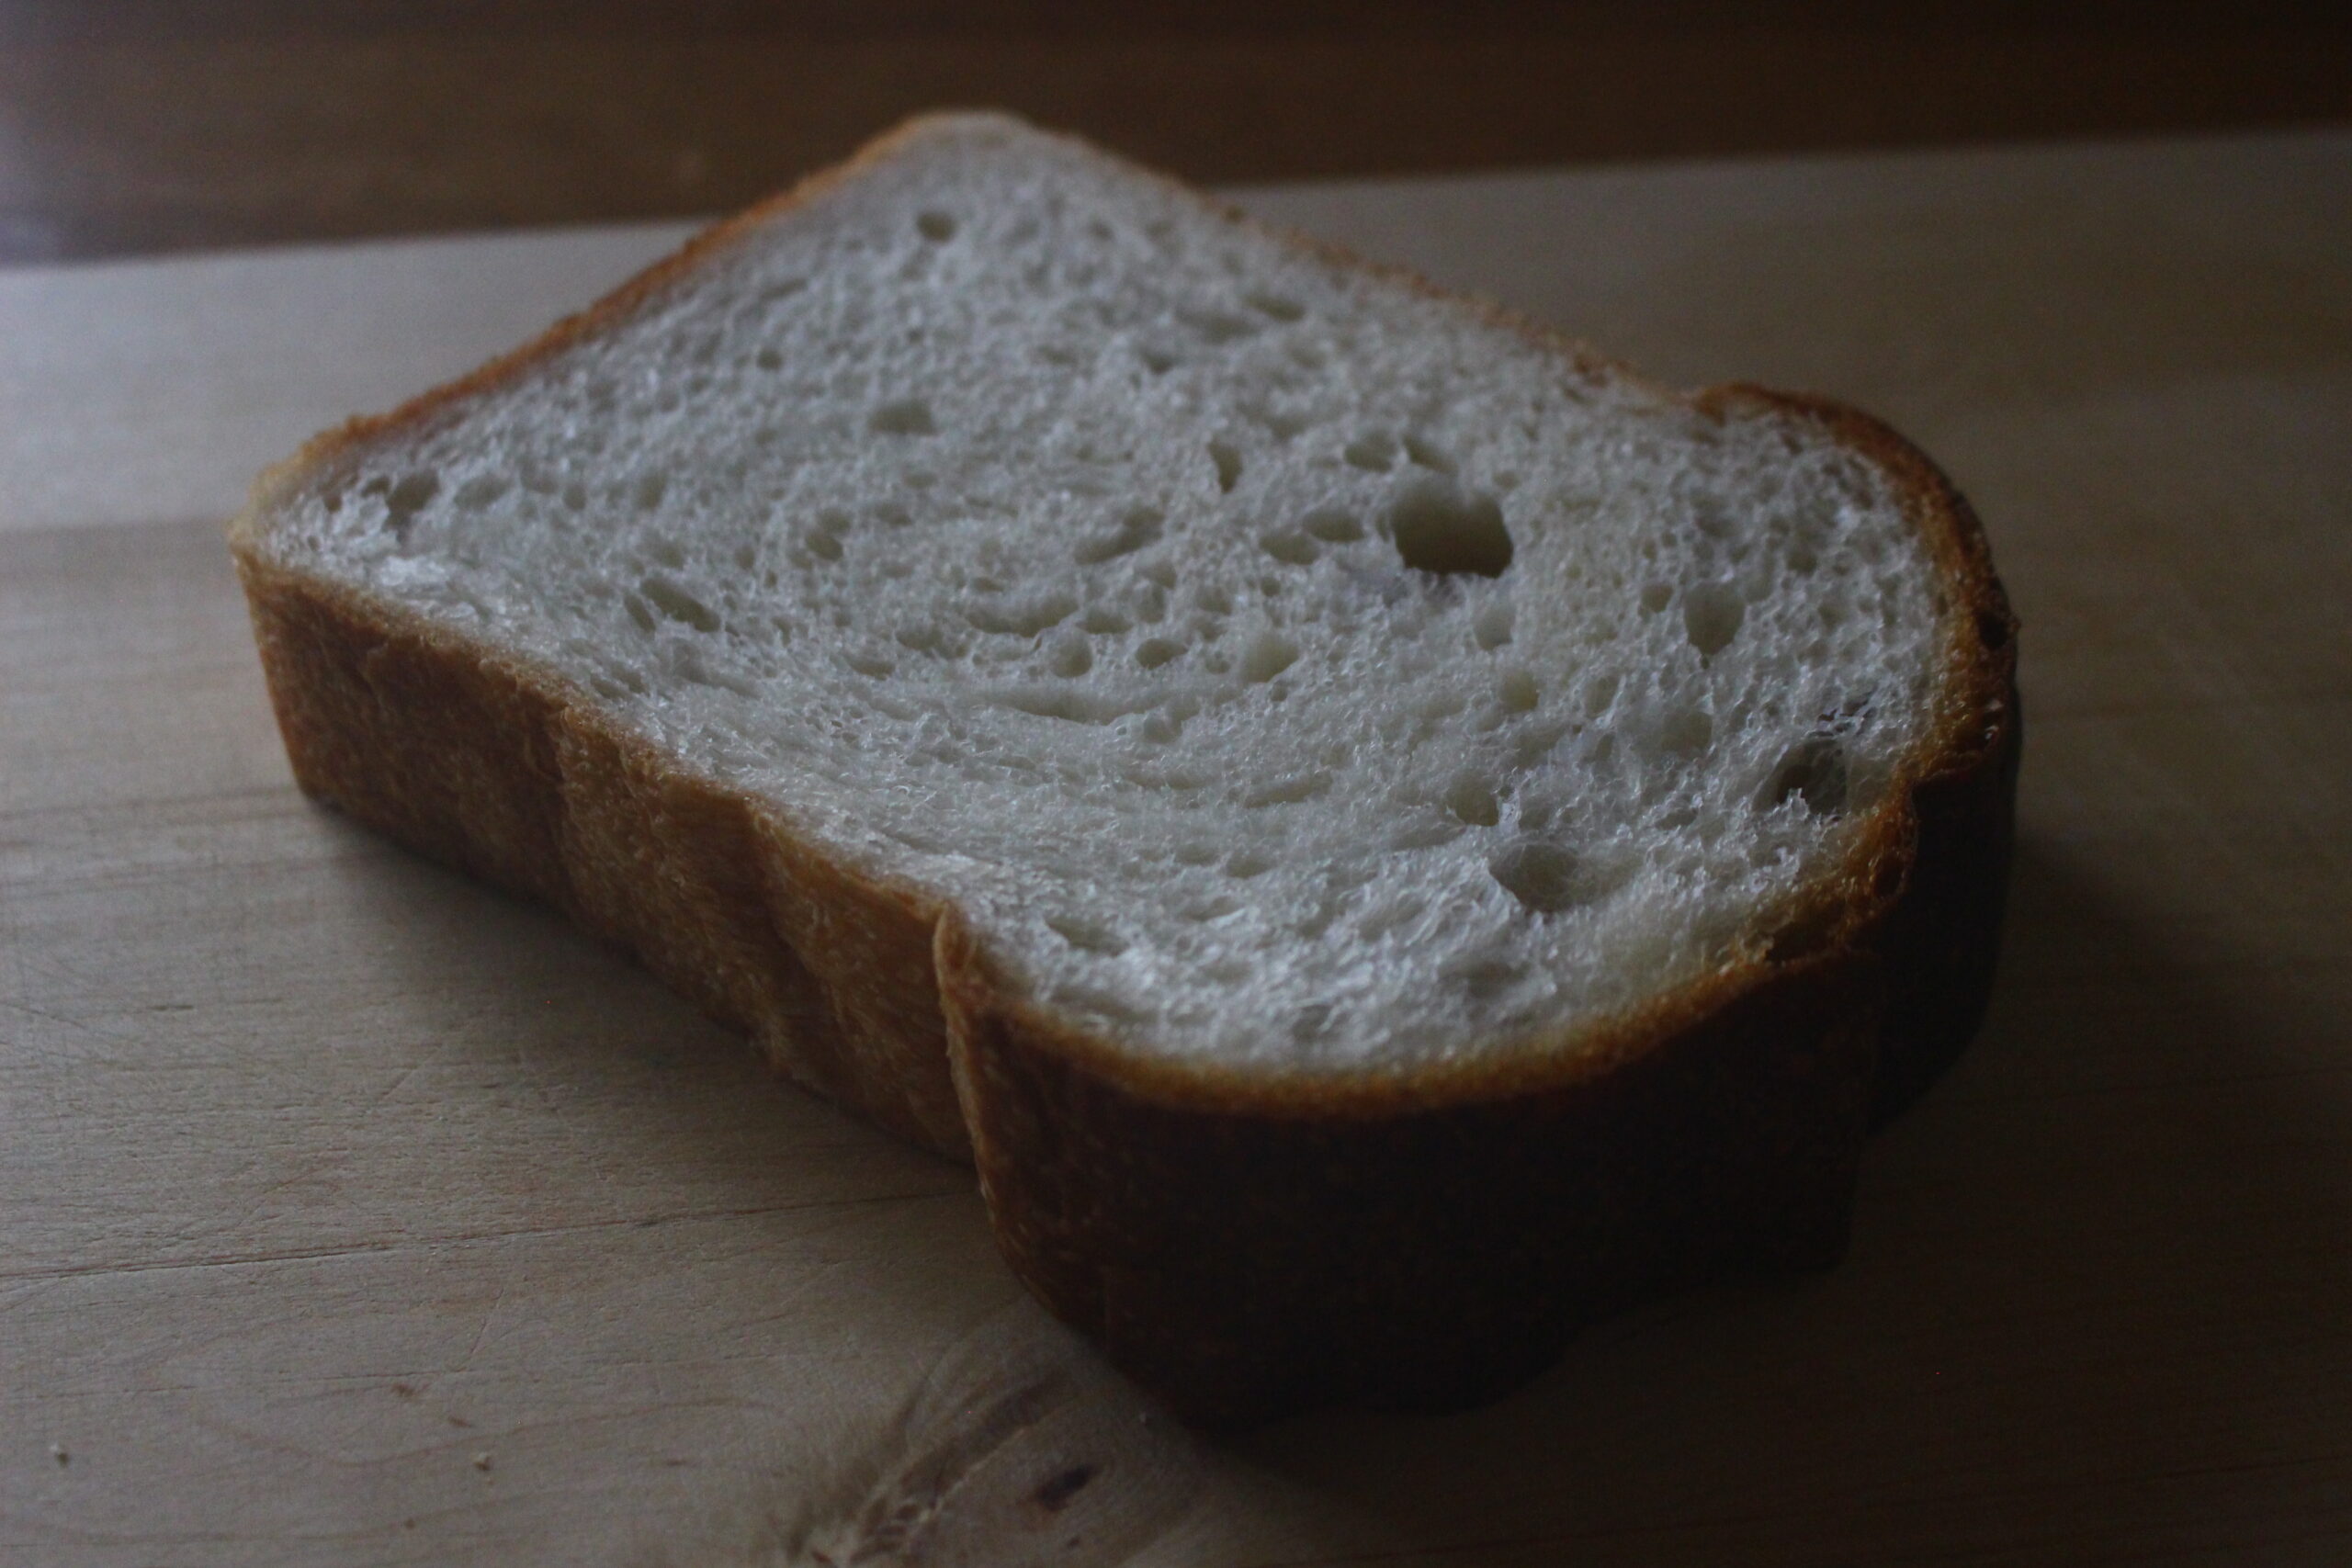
229 113 2020 1424
935 387 2017 1423
232 558 971 1156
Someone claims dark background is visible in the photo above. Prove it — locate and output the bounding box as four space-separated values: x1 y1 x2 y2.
4 0 2347 266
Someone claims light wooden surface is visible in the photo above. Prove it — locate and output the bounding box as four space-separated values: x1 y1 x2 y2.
5 131 2350 1564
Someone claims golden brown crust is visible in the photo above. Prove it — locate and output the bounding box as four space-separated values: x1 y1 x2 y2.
228 112 2019 1426
941 923 1883 1427
233 558 969 1156
933 391 2018 1424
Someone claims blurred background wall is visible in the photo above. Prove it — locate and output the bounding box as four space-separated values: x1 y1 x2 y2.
3 0 2346 265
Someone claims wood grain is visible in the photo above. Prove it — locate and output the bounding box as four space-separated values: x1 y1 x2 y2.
0 1 2347 265
3 130 2349 1562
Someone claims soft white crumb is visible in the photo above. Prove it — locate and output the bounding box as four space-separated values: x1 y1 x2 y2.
260 113 1948 1075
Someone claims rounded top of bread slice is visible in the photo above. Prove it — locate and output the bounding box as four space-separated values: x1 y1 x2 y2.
238 113 1998 1088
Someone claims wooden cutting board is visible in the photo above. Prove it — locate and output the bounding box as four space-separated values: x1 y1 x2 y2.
5 130 2348 1565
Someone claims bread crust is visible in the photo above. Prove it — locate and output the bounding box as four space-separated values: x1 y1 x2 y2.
229 113 2019 1426
931 385 2018 1424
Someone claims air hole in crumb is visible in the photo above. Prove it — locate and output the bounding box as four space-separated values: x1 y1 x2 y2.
1048 635 1093 678
1446 954 1522 1002
895 622 947 654
1224 851 1274 879
1139 345 1182 374
1445 773 1500 826
1241 633 1299 682
453 474 508 512
868 398 935 436
675 651 757 697
1495 668 1540 711
633 471 669 513
1195 585 1231 615
1386 479 1512 577
1640 582 1672 615
1046 914 1125 955
1390 818 1464 850
1344 432 1397 471
964 592 1076 637
844 652 895 678
1192 311 1256 344
384 470 440 534
915 210 957 242
1032 1463 1098 1512
1081 607 1131 634
754 347 783 370
640 574 720 633
1303 507 1363 543
1474 601 1514 649
1512 720 1569 767
995 687 1119 723
1488 840 1588 914
1173 843 1219 866
1657 705 1713 755
1246 291 1306 321
1209 440 1244 492
1683 581 1745 656
1401 433 1457 474
805 530 843 563
1135 637 1183 669
1241 771 1329 807
1764 736 1849 815
1261 530 1317 566
1073 506 1163 565
1246 402 1309 441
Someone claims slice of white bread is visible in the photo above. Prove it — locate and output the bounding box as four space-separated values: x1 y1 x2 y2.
229 113 2018 1427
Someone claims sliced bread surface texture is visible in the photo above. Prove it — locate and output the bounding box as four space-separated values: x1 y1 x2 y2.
230 113 2019 1425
